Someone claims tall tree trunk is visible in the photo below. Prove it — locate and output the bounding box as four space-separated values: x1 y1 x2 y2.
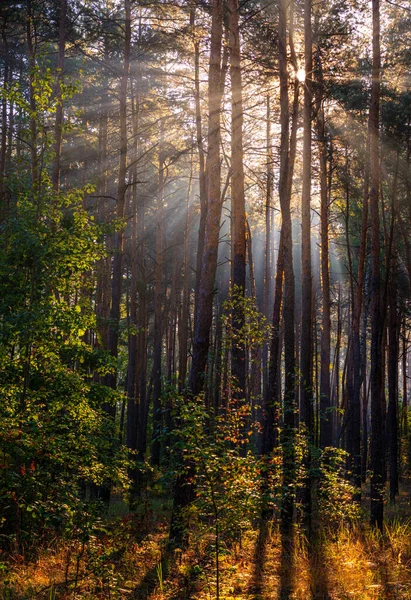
402 317 408 437
51 0 67 192
171 0 224 546
189 0 224 396
263 229 284 455
192 9 207 318
247 219 261 422
263 27 300 460
126 81 140 486
369 0 383 530
300 0 313 536
0 22 9 221
277 0 296 544
262 93 273 400
27 0 38 190
300 0 313 436
151 137 164 467
178 159 194 394
350 148 369 491
228 0 246 405
388 255 399 502
317 105 332 449
106 0 131 407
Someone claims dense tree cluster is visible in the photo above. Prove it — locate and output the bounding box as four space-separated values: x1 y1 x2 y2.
0 0 411 588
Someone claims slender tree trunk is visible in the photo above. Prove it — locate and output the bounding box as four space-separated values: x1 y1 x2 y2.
350 149 369 490
388 255 399 502
228 0 246 407
369 0 383 530
189 0 224 396
277 0 296 542
300 0 313 436
106 0 131 407
317 106 332 449
151 137 164 467
27 0 38 190
178 160 194 394
0 23 9 221
402 317 408 436
171 0 224 546
262 93 273 400
263 16 300 459
263 229 284 455
127 83 140 486
192 9 207 318
51 0 67 192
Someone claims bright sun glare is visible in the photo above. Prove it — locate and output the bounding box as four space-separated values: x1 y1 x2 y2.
296 68 306 82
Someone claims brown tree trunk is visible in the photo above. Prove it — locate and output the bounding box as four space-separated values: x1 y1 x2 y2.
277 0 296 543
51 0 67 192
126 80 140 486
27 0 38 190
300 0 313 437
247 219 261 423
228 0 246 405
350 148 369 490
263 17 300 459
317 106 332 449
189 0 224 396
0 22 9 221
388 255 399 502
369 0 383 530
178 161 194 394
151 137 164 467
262 93 273 401
192 9 208 318
402 318 408 437
106 0 131 407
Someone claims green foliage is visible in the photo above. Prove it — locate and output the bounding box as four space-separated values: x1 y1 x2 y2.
221 287 271 356
170 396 262 542
313 447 361 525
0 73 129 550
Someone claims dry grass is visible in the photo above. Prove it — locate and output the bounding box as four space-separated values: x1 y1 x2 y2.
2 509 411 599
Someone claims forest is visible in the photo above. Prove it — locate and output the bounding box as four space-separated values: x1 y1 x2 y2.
0 0 411 597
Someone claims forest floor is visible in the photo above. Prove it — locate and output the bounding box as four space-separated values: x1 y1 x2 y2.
1 485 411 600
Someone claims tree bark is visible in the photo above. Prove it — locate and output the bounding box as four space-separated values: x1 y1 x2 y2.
151 136 165 467
51 0 67 192
189 0 224 396
277 0 296 541
228 0 246 406
300 0 313 436
388 255 399 502
369 0 383 530
106 0 131 408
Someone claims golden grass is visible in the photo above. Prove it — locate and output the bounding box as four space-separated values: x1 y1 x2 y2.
2 514 411 599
